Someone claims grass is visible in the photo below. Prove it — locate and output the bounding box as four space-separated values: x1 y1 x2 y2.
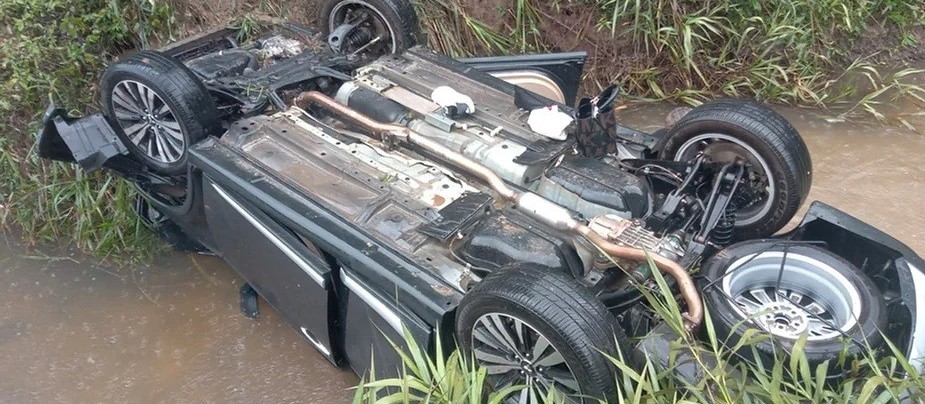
352 261 925 403
596 0 925 108
0 0 172 259
417 0 925 125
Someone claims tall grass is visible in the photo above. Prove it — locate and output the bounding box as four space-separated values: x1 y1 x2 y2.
417 0 925 123
0 0 172 258
352 263 924 403
597 0 925 106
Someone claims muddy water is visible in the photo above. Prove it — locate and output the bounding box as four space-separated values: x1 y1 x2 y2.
0 243 357 403
1 105 923 404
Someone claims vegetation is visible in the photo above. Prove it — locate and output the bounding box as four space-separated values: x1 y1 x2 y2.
352 264 924 403
418 0 925 121
0 0 173 258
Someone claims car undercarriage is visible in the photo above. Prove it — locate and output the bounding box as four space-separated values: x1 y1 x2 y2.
35 1 925 402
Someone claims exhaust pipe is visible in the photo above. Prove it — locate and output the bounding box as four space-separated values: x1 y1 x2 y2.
294 91 703 330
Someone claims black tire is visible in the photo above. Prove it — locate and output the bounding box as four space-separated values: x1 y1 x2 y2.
659 100 812 239
134 194 207 252
319 0 420 55
132 170 194 216
700 240 886 369
101 50 219 175
456 266 630 403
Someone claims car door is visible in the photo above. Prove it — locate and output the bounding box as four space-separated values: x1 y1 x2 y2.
202 179 336 362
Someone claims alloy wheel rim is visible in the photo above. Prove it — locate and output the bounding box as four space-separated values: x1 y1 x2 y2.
721 251 862 341
471 313 581 403
673 133 775 226
111 80 185 164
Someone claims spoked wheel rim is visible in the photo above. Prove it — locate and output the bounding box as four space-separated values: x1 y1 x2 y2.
328 0 397 55
111 80 186 164
471 313 582 403
673 133 774 226
721 251 862 341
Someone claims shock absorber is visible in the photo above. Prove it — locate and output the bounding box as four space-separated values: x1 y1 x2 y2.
711 203 736 246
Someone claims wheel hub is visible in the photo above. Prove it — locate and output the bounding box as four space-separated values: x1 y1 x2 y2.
518 357 538 376
111 80 185 164
756 300 809 338
673 133 775 226
722 251 862 341
328 1 397 55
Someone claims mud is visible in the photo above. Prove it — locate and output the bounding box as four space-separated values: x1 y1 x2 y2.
0 244 356 404
1 105 924 403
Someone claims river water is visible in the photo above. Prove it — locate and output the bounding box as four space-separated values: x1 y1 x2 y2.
0 245 357 403
1 105 923 403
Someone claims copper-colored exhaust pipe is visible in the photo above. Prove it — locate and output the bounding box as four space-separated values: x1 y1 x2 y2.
295 91 703 330
578 228 702 329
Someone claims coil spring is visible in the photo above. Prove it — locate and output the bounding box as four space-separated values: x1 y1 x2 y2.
344 29 373 51
711 203 736 246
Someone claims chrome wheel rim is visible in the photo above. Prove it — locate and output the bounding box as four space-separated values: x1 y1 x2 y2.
471 313 581 403
721 251 862 341
111 80 185 164
328 0 397 54
674 133 774 226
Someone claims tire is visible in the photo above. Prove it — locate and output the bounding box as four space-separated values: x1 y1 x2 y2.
319 0 420 55
132 170 194 216
101 50 219 175
700 240 886 369
659 99 812 239
134 194 207 252
456 266 630 403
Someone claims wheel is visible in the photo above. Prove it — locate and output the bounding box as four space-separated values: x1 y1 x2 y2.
319 0 419 56
659 100 812 239
133 171 192 216
134 194 206 252
700 240 886 368
133 172 207 252
456 266 630 403
101 50 219 175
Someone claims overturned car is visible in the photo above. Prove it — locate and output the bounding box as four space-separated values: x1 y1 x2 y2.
37 0 925 402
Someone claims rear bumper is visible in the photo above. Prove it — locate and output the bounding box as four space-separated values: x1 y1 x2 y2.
36 104 125 172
